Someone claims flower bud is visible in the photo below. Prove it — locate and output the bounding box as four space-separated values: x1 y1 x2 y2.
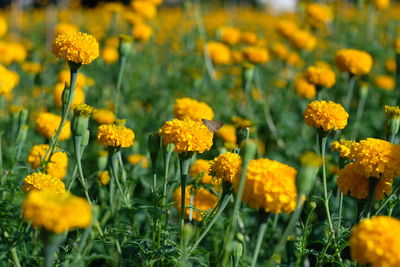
181 224 194 245
296 151 323 201
16 125 28 144
233 241 243 258
239 139 257 164
119 34 132 57
98 150 109 170
81 129 90 147
384 105 400 140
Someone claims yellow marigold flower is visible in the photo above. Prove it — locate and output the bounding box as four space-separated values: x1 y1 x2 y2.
209 152 242 183
159 119 213 153
174 185 218 222
337 162 391 200
35 112 71 141
304 100 349 132
131 1 157 19
350 216 400 266
331 139 357 159
206 41 231 65
22 62 42 74
97 124 135 148
243 46 269 64
374 0 390 10
335 49 373 75
306 3 333 27
97 170 110 186
385 58 396 73
276 20 299 39
53 83 85 108
270 43 289 60
288 30 317 51
22 172 66 194
102 46 119 64
219 26 241 46
124 11 144 26
0 16 7 37
51 32 99 64
93 109 115 124
237 158 297 214
385 105 400 119
133 23 153 42
54 22 79 36
304 66 336 88
286 51 303 67
23 190 92 233
190 159 220 185
352 138 400 179
27 144 69 180
295 77 316 99
374 75 395 91
240 31 257 45
0 65 19 96
216 124 237 144
0 41 27 65
74 103 96 117
127 154 149 168
173 97 214 121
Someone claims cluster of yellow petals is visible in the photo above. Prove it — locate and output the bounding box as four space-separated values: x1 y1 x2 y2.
304 65 336 88
0 41 27 65
102 46 119 64
216 124 237 144
131 1 157 19
173 97 214 121
306 3 333 27
0 16 7 37
22 172 66 194
335 49 373 75
237 158 297 214
385 105 400 119
27 144 69 180
209 152 242 183
22 62 43 74
374 0 391 10
206 41 231 65
51 32 99 64
337 162 392 200
331 139 357 159
23 190 92 233
243 46 269 64
374 75 395 91
190 159 220 186
97 170 110 186
350 216 400 266
304 100 349 132
295 77 316 99
276 20 299 39
159 119 213 153
127 154 149 168
93 109 115 124
0 65 19 96
97 124 135 148
54 22 79 36
219 26 241 46
174 185 218 222
35 112 71 141
133 23 153 42
288 30 317 51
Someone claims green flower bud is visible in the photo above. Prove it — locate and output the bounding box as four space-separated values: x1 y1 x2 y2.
239 139 257 164
72 116 89 137
384 105 400 140
119 35 133 57
16 125 28 144
18 109 28 127
296 151 322 201
181 224 194 245
233 241 243 258
81 130 90 147
98 151 109 170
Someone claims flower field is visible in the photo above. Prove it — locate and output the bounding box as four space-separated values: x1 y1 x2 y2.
2 0 400 266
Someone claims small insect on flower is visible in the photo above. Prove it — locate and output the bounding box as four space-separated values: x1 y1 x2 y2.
202 119 224 133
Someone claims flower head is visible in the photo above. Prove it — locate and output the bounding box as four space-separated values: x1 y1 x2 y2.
306 3 333 27
27 144 69 180
385 105 400 119
331 139 357 159
243 46 269 64
374 75 395 91
97 124 135 148
219 26 241 46
23 190 92 233
206 42 231 65
133 23 153 42
295 77 316 99
374 0 390 10
335 49 373 75
304 65 336 88
54 23 78 36
127 154 149 168
159 119 213 153
216 124 237 144
74 103 96 117
52 32 99 64
288 30 317 51
304 100 349 131
22 172 66 194
209 152 242 183
97 170 110 186
93 109 115 124
173 97 214 121
0 65 19 96
35 112 71 141
238 158 298 214
350 216 400 266
190 159 220 185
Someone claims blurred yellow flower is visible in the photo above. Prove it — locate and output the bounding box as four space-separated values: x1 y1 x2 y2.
289 30 317 51
127 154 149 168
131 1 157 19
240 31 257 45
306 3 333 27
206 41 231 65
335 49 373 75
22 62 42 74
270 43 289 60
35 112 71 141
93 109 115 124
133 23 153 42
304 65 336 88
97 124 135 148
304 100 349 131
0 65 19 96
216 124 237 144
0 16 7 37
97 170 110 186
385 105 400 119
22 172 66 194
102 46 119 64
190 159 220 185
374 75 395 91
374 0 390 10
0 41 27 65
243 46 269 64
54 22 79 36
173 97 214 121
53 83 85 108
384 58 396 73
219 26 241 46
295 77 316 99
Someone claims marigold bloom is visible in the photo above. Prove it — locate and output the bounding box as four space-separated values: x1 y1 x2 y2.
97 170 110 186
385 105 400 119
127 154 149 168
159 119 213 153
350 216 400 266
27 144 69 180
97 124 135 148
337 163 392 200
306 3 333 27
276 20 299 38
304 66 336 88
133 23 153 42
219 26 241 46
331 139 357 159
243 46 269 64
102 46 119 64
22 172 66 194
0 65 19 96
374 75 395 91
131 1 157 19
0 41 27 65
93 109 115 124
0 16 7 37
206 41 231 65
295 77 316 99
237 158 297 213
52 32 99 64
54 23 79 36
216 124 237 144
174 185 218 222
35 112 71 141
173 97 214 121
240 31 258 45
304 100 349 131
22 62 42 74
335 49 373 75
209 152 242 184
53 83 85 108
270 43 289 60
288 30 317 51
190 159 220 185
23 190 92 233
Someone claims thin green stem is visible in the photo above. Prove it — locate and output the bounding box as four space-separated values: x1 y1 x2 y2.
178 153 193 245
251 220 267 267
343 74 357 112
10 247 21 267
115 55 127 117
337 192 343 237
73 136 91 203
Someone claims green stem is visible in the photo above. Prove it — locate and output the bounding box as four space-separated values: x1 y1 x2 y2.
115 55 127 117
162 149 173 232
343 74 357 112
362 177 379 219
250 219 267 267
73 136 91 203
10 247 21 267
179 153 192 239
337 192 343 237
